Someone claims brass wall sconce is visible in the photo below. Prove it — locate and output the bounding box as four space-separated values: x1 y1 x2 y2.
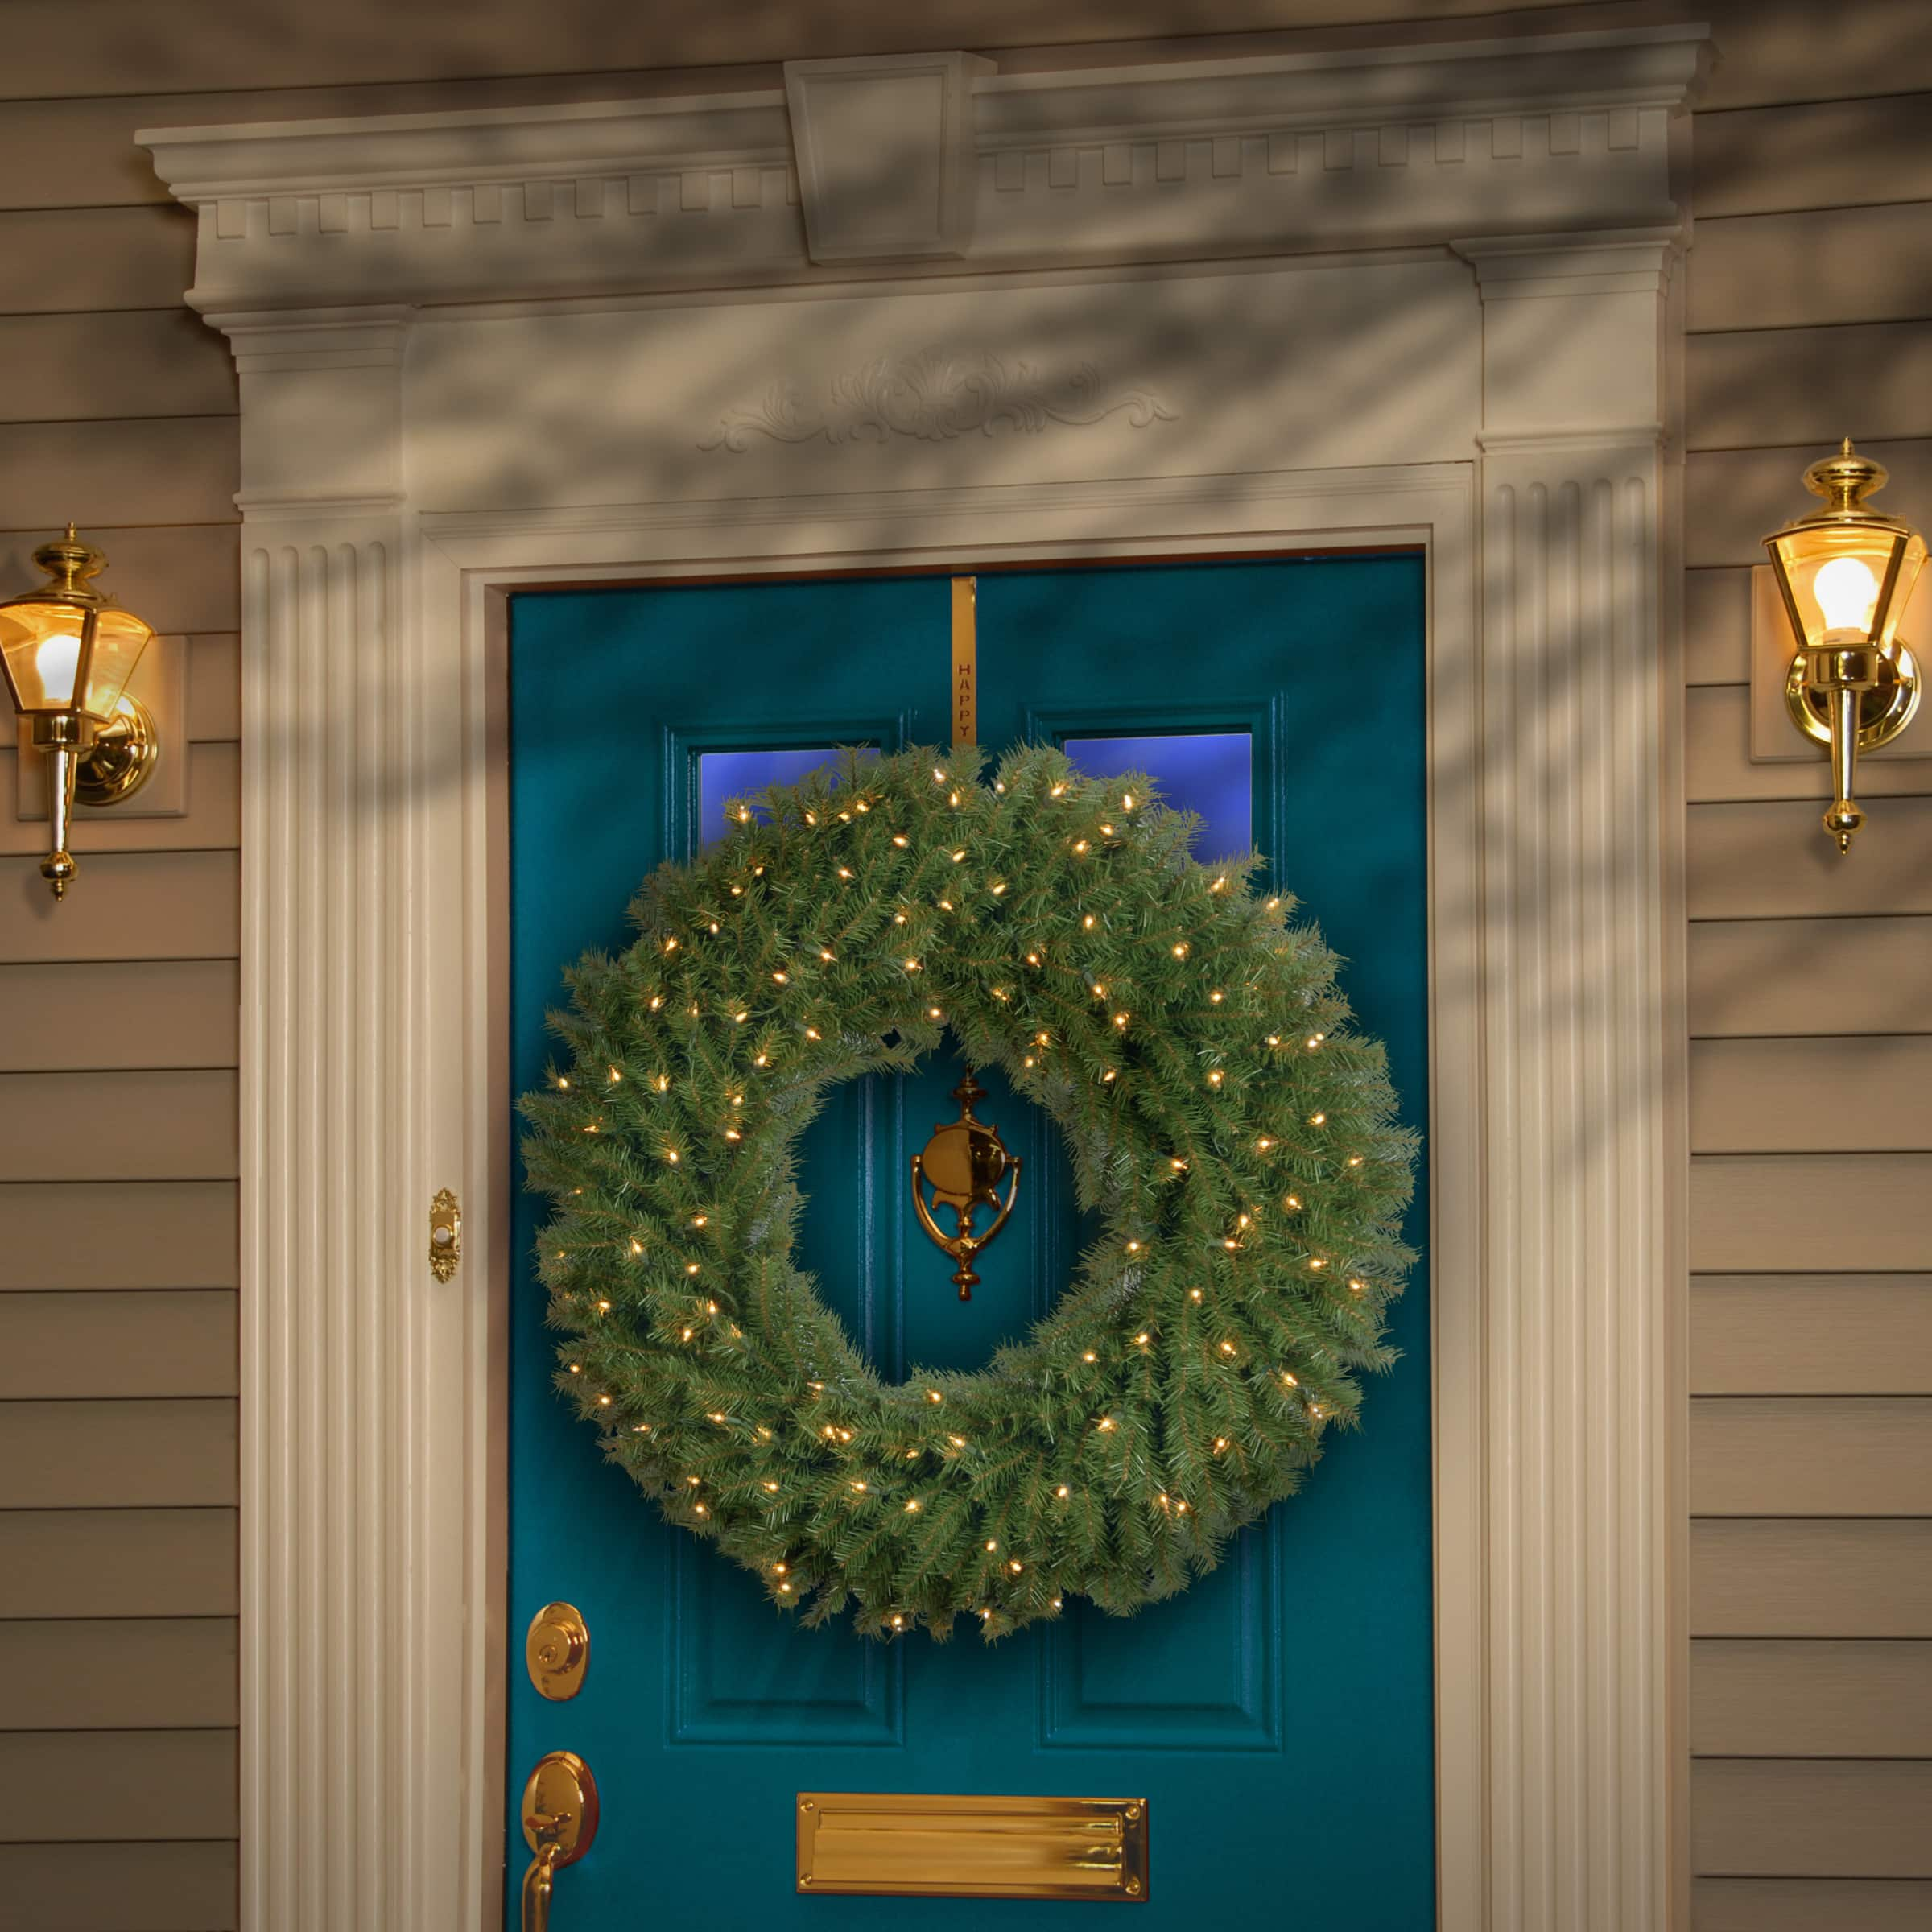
1762 440 1924 854
0 526 159 898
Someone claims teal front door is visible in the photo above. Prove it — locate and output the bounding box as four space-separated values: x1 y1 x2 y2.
507 556 1432 1929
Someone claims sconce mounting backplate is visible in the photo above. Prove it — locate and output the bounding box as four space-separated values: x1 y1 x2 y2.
73 696 160 807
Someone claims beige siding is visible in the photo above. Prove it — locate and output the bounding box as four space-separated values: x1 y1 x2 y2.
0 1731 237 1843
0 961 239 1071
0 1510 238 1620
0 1620 237 1730
1691 1641 1932 1757
0 1181 238 1289
0 850 240 961
1686 204 1932 335
0 1843 238 1932
0 310 236 423
1691 1277 1932 1393
1685 322 1932 452
1690 1761 1932 1878
0 1401 237 1510
0 50 243 1905
1689 1037 1932 1152
1691 1400 1932 1517
1691 1521 1932 1638
1691 1154 1932 1273
0 1292 237 1399
1694 1880 1932 1932
1688 918 1932 1037
0 1071 237 1180
1688 799 1932 918
1682 34 1932 1913
1694 91 1932 217
0 4 1922 1926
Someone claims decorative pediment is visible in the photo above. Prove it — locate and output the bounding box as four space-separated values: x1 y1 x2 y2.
140 28 1707 314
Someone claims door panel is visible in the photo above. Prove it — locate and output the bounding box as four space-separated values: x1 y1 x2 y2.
506 555 1431 1928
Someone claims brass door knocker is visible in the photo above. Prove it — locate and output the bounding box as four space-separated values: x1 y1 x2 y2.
911 1071 1022 1300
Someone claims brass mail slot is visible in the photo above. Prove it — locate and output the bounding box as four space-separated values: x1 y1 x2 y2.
795 1791 1148 1901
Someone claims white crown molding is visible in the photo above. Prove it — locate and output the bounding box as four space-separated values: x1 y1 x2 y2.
139 26 1707 316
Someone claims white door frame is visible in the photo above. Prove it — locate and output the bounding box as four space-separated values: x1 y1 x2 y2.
142 26 1705 1929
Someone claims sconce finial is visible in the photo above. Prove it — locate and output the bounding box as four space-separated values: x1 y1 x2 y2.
1802 438 1889 518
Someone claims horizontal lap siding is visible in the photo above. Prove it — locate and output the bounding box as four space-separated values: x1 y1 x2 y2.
0 98 243 1923
1682 49 1930 1924
0 1509 238 1619
1692 1277 1932 1393
0 960 239 1071
1688 918 1932 1036
1691 1761 1932 1878
1693 1879 1932 1932
0 1841 238 1932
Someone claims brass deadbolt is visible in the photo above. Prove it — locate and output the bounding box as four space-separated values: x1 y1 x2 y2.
525 1601 590 1701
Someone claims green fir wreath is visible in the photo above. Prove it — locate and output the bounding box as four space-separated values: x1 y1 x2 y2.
520 744 1416 1641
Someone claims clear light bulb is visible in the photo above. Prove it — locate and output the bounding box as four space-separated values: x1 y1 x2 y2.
34 629 82 706
1814 555 1880 635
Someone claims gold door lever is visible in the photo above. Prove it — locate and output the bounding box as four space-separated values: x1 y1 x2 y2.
520 1750 598 1932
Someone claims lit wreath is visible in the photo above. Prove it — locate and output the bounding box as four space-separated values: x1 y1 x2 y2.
521 745 1416 1639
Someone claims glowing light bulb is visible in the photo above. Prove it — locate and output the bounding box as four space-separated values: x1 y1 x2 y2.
1814 555 1880 634
32 629 82 706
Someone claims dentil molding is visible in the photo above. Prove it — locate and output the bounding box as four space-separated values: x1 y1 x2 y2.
140 27 1707 312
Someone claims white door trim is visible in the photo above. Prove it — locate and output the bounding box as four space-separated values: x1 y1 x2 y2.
142 27 1703 1929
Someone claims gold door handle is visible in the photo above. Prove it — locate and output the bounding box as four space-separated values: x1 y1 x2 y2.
522 1839 560 1932
520 1750 599 1932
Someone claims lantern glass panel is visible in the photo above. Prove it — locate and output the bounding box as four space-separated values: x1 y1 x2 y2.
0 600 151 720
1768 522 1926 652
